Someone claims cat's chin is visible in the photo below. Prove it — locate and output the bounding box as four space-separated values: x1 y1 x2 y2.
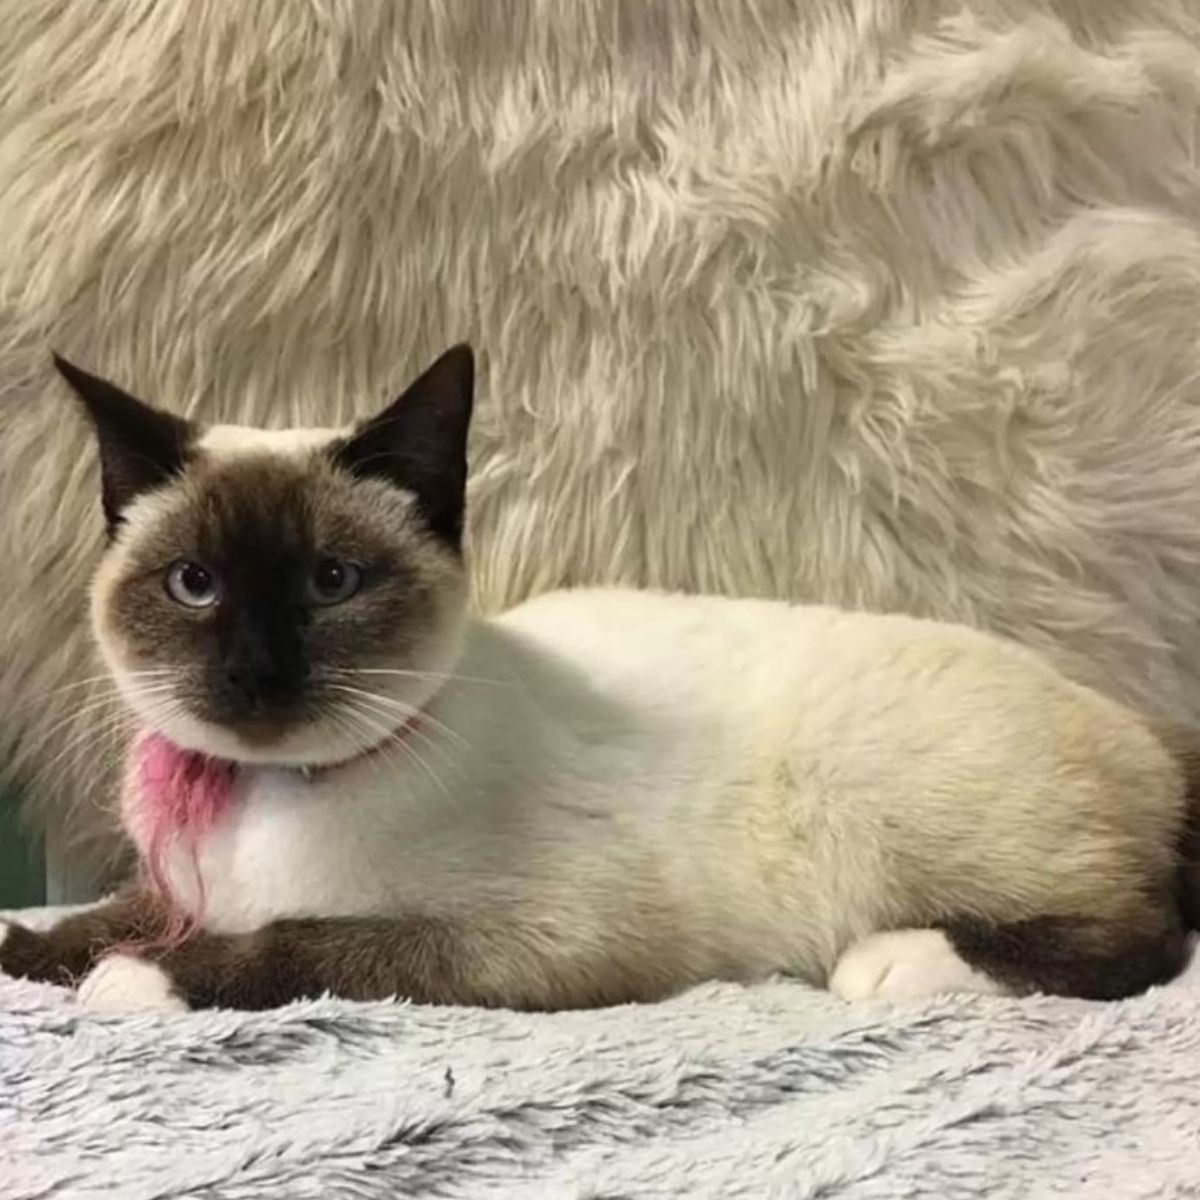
106 656 454 769
132 709 404 769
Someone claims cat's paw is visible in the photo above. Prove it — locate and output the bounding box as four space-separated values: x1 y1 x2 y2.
829 929 1008 1002
77 954 188 1015
0 919 47 980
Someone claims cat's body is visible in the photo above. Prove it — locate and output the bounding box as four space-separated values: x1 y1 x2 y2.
142 587 1182 999
0 346 1194 1011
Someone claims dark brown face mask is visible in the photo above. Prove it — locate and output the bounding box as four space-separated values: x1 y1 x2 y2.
65 345 475 752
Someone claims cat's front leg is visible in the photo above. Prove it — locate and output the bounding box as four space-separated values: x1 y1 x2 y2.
0 888 167 989
75 910 664 1013
77 915 470 1012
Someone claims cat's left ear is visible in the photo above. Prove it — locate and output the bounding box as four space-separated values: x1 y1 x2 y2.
332 344 474 551
52 354 193 533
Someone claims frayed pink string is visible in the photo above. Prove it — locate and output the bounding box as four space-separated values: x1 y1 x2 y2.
123 732 237 953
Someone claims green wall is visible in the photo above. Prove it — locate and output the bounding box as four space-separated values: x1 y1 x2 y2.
0 789 45 909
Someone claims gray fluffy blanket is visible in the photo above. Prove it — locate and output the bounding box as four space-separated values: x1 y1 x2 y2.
4 919 1200 1199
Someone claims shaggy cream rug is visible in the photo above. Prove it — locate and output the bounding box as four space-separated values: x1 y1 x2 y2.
4 1 1200 882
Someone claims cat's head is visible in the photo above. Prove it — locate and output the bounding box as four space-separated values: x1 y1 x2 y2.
56 346 474 766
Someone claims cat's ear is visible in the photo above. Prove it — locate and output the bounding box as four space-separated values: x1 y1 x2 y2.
52 354 193 531
332 344 474 551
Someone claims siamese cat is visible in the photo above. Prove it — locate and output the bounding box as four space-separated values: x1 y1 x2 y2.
1 345 1196 1014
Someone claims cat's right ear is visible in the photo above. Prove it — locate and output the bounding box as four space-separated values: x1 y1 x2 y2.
332 344 475 551
52 354 193 532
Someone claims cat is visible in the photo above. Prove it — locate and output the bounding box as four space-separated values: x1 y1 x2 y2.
1 344 1196 1014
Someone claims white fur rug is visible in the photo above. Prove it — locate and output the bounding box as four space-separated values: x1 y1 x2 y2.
6 1 1200 878
5 917 1200 1198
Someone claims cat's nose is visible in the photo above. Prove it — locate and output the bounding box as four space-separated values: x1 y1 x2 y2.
222 662 302 709
225 667 291 700
224 664 273 703
215 611 308 715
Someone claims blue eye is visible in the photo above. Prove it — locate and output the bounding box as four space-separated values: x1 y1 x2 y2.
306 558 362 606
165 561 219 608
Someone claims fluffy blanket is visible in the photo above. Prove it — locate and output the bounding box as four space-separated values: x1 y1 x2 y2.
5 910 1200 1199
8 1 1200 885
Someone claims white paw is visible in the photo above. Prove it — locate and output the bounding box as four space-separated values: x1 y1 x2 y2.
77 954 188 1015
829 929 1009 1002
0 920 10 951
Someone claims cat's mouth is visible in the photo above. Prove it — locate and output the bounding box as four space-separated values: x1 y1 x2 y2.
178 690 316 754
219 712 295 749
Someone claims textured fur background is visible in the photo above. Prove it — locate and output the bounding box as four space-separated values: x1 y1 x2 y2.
5 1 1200 884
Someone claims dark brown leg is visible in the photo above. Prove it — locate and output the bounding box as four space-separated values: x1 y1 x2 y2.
943 902 1187 1000
113 910 687 1012
152 915 476 1010
0 888 167 988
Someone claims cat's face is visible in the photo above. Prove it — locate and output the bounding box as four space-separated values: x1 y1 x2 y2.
56 347 474 766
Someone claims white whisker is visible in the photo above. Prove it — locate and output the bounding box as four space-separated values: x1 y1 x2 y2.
336 698 457 806
324 683 470 754
335 667 511 689
337 692 465 779
35 687 158 746
37 708 137 792
33 669 175 703
37 684 186 799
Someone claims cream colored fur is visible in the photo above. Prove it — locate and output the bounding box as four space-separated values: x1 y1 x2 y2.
6 1 1200 882
122 586 1183 1003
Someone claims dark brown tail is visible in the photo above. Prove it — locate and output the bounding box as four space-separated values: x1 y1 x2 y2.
1156 724 1200 929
